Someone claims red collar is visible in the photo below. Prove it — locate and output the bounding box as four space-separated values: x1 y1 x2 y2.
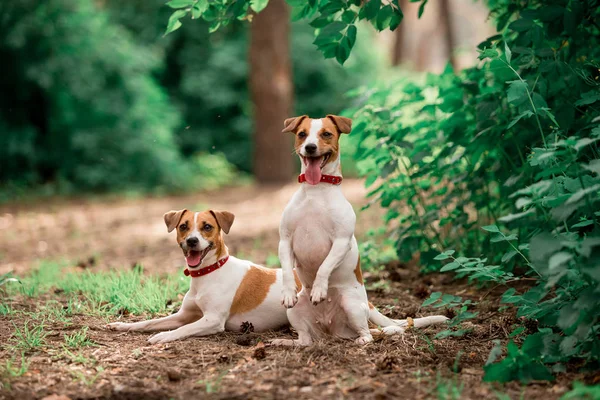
184 256 229 278
298 174 342 185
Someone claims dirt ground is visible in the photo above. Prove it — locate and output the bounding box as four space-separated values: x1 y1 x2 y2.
0 182 589 399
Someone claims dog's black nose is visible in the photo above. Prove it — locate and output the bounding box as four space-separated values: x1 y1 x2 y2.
186 237 199 247
305 143 317 154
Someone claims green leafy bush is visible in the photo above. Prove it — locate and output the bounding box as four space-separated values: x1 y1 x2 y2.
346 0 600 382
0 0 193 194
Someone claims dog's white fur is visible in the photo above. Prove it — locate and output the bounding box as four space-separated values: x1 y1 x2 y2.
273 117 448 346
107 212 288 344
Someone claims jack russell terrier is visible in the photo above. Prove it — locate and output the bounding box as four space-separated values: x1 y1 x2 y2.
107 209 298 344
272 115 448 346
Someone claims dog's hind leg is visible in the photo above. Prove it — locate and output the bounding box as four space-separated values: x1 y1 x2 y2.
271 295 315 347
340 291 372 345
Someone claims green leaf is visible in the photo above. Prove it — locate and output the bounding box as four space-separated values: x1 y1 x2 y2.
504 42 512 63
422 292 442 306
337 24 357 64
165 9 188 35
191 0 209 18
507 80 529 107
486 340 503 365
250 0 269 13
498 210 535 223
509 18 534 32
417 0 428 18
572 219 594 229
482 225 500 233
440 262 460 272
566 184 600 205
574 90 600 106
478 47 498 60
375 5 394 31
507 110 534 129
362 0 380 20
483 362 513 383
548 251 573 270
166 0 196 9
582 160 600 176
389 7 403 30
502 250 518 263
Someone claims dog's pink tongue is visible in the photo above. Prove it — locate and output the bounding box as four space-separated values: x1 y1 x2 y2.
305 157 322 185
186 252 202 267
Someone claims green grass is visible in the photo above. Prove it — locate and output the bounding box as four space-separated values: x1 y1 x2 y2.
9 321 48 352
1 353 29 378
64 327 95 348
433 373 464 400
8 261 188 317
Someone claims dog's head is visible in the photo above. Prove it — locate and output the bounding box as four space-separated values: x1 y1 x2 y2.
163 209 235 268
282 115 352 185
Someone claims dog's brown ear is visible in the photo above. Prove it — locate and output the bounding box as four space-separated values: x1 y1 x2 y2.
326 114 352 134
210 210 235 234
164 209 187 233
282 115 308 133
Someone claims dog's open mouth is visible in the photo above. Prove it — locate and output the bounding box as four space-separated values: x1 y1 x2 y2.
186 244 213 268
302 152 331 185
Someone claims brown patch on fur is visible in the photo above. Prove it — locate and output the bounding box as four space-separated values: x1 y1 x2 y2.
293 269 302 290
289 117 313 152
317 117 342 168
164 209 188 233
368 302 374 310
326 114 352 134
282 115 307 133
230 266 278 315
209 210 235 234
354 256 363 284
174 210 194 244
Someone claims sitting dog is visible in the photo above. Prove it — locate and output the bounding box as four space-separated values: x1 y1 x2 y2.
272 115 448 346
107 209 295 344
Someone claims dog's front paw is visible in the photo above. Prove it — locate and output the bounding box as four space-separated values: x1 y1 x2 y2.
310 280 328 305
148 331 180 344
106 322 131 331
281 288 298 309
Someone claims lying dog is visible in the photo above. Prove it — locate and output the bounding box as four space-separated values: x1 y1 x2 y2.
272 115 448 346
107 209 295 344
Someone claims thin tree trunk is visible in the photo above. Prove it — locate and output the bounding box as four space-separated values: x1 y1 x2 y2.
249 0 294 183
391 0 407 66
439 0 457 69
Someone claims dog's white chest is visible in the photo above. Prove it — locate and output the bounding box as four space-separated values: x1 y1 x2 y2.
283 186 355 280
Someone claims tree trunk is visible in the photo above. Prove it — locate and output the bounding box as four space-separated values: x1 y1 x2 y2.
250 0 294 183
391 0 407 66
439 0 457 70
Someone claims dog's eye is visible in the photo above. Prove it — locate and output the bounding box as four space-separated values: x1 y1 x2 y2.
179 223 188 231
298 131 307 138
203 224 213 232
322 132 333 138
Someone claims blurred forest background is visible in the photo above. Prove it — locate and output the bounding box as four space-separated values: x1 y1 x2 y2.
0 0 488 200
1 0 600 394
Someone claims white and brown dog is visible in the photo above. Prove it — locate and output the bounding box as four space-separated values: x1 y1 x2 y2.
272 115 448 346
107 209 297 344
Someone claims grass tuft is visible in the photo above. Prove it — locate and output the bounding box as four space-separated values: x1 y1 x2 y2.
9 321 48 352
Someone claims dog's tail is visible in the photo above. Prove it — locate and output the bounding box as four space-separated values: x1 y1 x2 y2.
368 302 449 329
